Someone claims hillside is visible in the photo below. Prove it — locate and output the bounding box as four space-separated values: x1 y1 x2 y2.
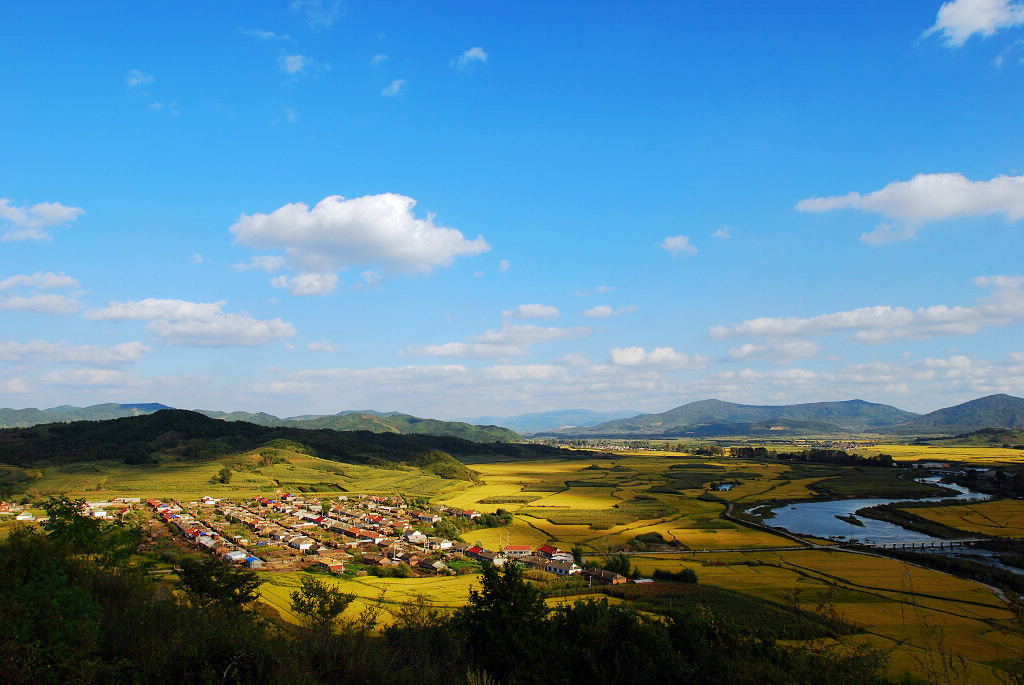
458 408 641 434
0 402 173 428
549 399 919 437
196 409 521 442
0 409 571 468
884 394 1024 435
0 403 520 442
920 427 1024 447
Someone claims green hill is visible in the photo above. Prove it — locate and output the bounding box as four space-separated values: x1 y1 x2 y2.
884 394 1024 435
552 399 919 437
0 409 567 469
0 403 173 428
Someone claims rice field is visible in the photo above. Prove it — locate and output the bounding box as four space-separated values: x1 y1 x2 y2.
856 444 1024 465
898 499 1024 538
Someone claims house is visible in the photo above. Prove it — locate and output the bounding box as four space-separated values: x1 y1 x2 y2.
544 560 580 576
476 550 505 567
450 541 472 554
536 544 562 559
581 569 627 585
226 550 248 563
549 551 575 563
15 512 34 521
245 557 263 569
503 544 532 558
317 560 346 574
518 555 548 571
404 530 428 545
417 559 447 574
461 509 482 519
466 546 484 559
427 537 452 550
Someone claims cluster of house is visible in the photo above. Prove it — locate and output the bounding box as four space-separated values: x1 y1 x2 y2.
0 501 39 521
147 493 628 585
1 497 142 523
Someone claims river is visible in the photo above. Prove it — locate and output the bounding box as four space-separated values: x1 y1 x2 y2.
763 476 990 544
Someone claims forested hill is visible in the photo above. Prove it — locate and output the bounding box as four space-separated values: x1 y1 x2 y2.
0 410 574 467
882 394 1024 435
548 399 919 437
0 403 521 442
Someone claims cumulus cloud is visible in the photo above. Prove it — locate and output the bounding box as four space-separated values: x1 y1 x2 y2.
270 272 338 295
39 369 138 387
498 259 511 272
230 193 490 276
381 79 405 96
371 53 388 65
0 272 79 291
583 305 635 318
85 298 295 347
661 234 697 256
451 46 488 70
290 0 342 30
0 340 149 365
407 323 590 359
406 342 528 358
503 304 559 320
712 226 731 239
241 28 288 40
0 293 82 315
307 340 336 352
608 346 709 369
711 274 1024 343
923 0 1024 47
797 172 1024 244
0 198 84 241
725 340 820 363
124 69 153 87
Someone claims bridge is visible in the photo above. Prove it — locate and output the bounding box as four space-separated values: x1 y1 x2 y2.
866 537 997 550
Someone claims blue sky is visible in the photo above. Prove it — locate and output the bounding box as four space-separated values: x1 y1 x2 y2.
2 0 1024 418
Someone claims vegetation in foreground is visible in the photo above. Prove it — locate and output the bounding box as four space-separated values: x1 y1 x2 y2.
1 497 899 685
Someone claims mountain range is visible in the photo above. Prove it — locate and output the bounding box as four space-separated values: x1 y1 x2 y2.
2 393 1023 439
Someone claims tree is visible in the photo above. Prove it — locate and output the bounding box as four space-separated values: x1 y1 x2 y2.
216 466 232 484
290 574 354 638
604 552 631 576
458 562 549 683
40 494 140 565
177 556 262 609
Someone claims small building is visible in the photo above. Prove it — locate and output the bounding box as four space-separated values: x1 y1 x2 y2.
537 544 562 559
245 557 263 569
317 560 346 574
503 544 532 558
544 560 581 576
581 569 627 585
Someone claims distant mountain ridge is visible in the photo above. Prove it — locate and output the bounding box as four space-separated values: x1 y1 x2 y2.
0 403 520 443
458 409 641 435
884 394 1024 435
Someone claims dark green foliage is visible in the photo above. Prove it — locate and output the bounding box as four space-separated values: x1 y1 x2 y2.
652 567 698 583
0 409 588 469
176 556 263 609
605 552 632 576
412 450 482 483
290 575 354 635
475 508 513 527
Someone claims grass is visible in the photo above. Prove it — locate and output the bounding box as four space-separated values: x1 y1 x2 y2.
856 444 1024 465
898 499 1024 538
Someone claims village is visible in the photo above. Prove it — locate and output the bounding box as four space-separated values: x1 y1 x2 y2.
138 492 630 586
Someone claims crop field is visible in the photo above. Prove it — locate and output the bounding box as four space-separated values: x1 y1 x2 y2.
898 499 1024 538
856 444 1024 465
623 548 1023 684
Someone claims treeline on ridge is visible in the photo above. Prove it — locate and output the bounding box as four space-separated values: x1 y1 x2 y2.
729 447 894 467
0 410 588 468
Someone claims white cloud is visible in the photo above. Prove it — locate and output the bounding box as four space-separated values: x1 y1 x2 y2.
280 54 311 74
190 252 204 264
583 305 635 318
307 340 336 352
0 198 84 241
371 53 388 65
0 272 79 291
712 226 731 239
503 304 560 320
1 378 31 394
796 172 1024 244
661 234 697 256
452 46 488 70
0 293 82 315
233 255 287 272
711 274 1024 343
555 353 590 367
270 272 338 295
125 69 154 87
608 346 709 369
39 369 138 387
290 0 342 30
725 340 820 362
284 106 297 123
575 285 615 297
923 0 1024 47
498 259 511 272
85 298 226 321
0 340 149 365
406 342 528 358
381 79 405 96
230 193 490 276
84 298 295 347
146 314 296 347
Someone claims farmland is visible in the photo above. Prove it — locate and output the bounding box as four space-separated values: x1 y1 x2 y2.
4 439 1024 683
